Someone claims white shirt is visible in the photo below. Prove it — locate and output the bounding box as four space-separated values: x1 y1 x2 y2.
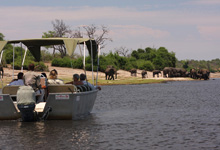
9 79 24 86
48 79 64 85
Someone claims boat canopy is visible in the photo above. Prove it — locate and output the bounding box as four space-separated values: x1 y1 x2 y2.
0 38 98 61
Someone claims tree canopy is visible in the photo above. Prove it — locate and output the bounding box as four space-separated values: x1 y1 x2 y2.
42 19 112 57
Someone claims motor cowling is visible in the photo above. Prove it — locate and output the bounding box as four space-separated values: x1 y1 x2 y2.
17 86 37 122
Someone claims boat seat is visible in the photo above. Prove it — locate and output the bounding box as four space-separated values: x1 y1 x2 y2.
84 84 92 91
2 86 44 102
48 84 77 93
75 85 92 92
76 85 83 92
80 85 87 92
2 85 20 97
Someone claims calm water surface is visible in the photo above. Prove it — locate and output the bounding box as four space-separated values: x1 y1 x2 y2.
0 79 220 149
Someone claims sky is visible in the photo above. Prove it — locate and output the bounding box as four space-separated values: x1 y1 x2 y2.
0 0 220 60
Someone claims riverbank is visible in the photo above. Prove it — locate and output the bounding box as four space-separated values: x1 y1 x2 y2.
1 64 219 88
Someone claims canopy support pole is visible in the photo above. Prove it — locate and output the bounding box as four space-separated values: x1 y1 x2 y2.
83 42 86 72
20 42 22 65
12 44 15 80
78 42 87 76
96 45 100 86
21 47 28 72
83 42 89 84
0 50 4 65
90 40 94 85
0 50 4 87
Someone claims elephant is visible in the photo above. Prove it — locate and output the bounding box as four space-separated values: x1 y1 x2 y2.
163 67 187 78
129 69 137 76
163 67 173 77
174 68 187 77
185 71 190 77
113 68 117 79
197 69 210 80
0 66 3 79
153 70 161 78
105 68 115 80
190 68 198 79
141 70 147 79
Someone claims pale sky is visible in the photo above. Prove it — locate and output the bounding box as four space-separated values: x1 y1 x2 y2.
0 0 220 60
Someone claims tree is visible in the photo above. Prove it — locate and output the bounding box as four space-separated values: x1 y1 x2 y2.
43 20 112 57
82 24 112 49
71 27 83 38
0 33 4 41
115 46 130 57
131 50 139 59
42 19 71 57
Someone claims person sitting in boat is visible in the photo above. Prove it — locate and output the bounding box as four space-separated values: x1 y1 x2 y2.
9 72 24 86
47 69 64 85
66 74 84 85
80 73 101 90
23 63 45 103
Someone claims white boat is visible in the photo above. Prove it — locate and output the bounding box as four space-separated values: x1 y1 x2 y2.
0 38 100 120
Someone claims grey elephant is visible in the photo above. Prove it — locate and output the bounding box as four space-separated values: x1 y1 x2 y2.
105 68 115 80
163 67 173 77
141 70 147 78
153 70 161 77
105 66 117 80
197 69 210 80
190 68 198 79
175 68 187 77
129 69 137 76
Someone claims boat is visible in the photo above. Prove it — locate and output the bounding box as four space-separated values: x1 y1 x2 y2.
0 38 100 120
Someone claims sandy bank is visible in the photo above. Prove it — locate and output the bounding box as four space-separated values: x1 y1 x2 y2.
1 63 220 86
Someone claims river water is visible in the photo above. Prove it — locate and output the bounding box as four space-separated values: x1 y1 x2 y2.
0 79 220 149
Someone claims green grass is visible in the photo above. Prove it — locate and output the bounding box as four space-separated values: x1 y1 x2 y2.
60 77 166 85
91 78 166 85
0 77 166 89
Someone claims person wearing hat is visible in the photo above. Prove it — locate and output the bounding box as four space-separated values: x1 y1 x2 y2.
47 69 64 85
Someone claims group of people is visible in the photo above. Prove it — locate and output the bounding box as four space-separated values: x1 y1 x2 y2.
8 63 101 103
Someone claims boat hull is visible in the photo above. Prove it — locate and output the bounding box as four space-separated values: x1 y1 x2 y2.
0 90 98 120
42 90 98 120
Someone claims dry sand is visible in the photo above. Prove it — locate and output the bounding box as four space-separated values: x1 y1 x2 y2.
1 63 220 85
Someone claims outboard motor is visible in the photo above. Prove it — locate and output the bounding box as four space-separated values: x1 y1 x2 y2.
17 86 37 122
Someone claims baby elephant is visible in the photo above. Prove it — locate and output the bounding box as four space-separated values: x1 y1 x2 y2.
153 70 161 78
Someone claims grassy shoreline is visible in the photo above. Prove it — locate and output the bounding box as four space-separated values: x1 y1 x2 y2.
0 77 182 89
93 78 167 85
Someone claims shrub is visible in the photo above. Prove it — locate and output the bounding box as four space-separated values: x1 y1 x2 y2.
137 60 154 71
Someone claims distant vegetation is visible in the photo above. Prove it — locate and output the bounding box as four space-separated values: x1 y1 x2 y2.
176 59 220 73
1 44 220 73
1 32 219 72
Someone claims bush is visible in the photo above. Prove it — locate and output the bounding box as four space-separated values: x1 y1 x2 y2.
11 60 48 71
51 57 71 67
35 62 49 71
72 57 83 68
137 60 154 71
41 50 54 62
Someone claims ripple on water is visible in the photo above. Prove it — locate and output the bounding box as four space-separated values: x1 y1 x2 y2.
1 79 220 149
